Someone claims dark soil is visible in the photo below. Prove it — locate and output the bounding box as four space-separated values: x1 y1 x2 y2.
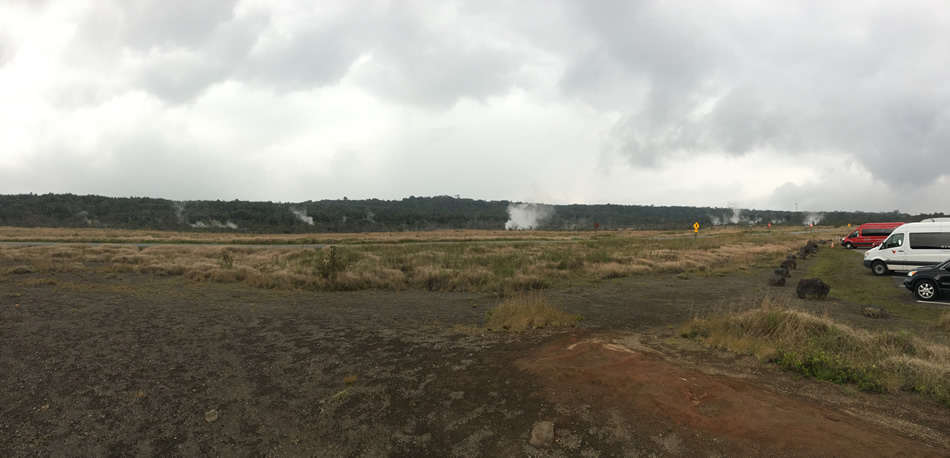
2 253 949 456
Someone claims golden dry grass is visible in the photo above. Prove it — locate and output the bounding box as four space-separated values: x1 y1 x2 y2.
682 298 950 406
485 292 582 331
0 226 826 294
0 226 592 244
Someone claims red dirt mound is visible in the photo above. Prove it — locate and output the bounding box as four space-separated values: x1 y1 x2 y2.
518 337 942 456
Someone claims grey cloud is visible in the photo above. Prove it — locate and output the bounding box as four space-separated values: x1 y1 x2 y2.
356 44 521 108
0 130 249 201
135 55 232 104
65 1 529 107
557 1 950 188
238 3 527 107
108 0 239 50
133 16 263 103
559 0 724 165
240 23 365 92
561 0 717 103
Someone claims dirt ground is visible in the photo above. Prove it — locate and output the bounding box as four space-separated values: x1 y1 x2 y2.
2 250 949 456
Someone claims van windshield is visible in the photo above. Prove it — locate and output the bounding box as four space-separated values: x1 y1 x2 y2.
881 233 904 249
848 231 858 238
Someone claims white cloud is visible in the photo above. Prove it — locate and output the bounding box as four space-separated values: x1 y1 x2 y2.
1 0 949 214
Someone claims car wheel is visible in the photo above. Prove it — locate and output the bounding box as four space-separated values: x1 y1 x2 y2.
843 242 853 249
871 261 888 276
914 279 937 301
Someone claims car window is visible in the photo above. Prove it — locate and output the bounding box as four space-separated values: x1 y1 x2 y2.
882 233 904 249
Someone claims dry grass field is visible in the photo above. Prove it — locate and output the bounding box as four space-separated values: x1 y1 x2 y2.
0 226 821 295
0 226 586 244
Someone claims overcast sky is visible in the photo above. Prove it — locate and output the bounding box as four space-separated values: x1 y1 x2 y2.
1 1 948 213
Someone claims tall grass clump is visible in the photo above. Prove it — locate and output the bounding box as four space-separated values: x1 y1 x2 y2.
682 299 950 406
485 292 582 331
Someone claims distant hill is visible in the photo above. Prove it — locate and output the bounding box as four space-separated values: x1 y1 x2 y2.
0 193 941 233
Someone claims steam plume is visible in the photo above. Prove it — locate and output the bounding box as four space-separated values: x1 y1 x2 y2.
803 212 824 225
505 203 554 230
291 207 314 226
76 210 92 225
209 219 239 229
172 201 186 223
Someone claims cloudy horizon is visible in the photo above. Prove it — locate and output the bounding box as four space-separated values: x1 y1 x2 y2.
1 1 948 214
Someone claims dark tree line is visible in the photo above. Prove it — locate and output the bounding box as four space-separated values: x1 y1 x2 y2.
0 193 942 233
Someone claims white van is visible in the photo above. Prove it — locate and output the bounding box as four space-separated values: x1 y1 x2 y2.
864 221 950 276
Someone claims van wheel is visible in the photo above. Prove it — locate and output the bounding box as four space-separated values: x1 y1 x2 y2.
871 261 888 276
843 242 853 249
915 279 937 301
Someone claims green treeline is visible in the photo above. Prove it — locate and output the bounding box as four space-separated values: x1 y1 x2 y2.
0 193 943 233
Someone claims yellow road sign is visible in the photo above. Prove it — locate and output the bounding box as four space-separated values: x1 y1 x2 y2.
693 222 700 230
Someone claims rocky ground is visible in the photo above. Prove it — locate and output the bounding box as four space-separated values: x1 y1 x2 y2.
2 252 949 456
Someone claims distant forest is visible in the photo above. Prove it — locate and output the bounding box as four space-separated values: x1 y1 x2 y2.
0 193 943 233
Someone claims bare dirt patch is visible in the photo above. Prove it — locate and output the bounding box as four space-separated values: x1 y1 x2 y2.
519 336 947 456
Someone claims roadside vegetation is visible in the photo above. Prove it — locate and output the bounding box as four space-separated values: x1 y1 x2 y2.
805 246 944 322
1 227 818 294
485 292 582 331
682 298 950 407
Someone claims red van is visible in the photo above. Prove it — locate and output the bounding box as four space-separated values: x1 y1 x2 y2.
841 222 905 249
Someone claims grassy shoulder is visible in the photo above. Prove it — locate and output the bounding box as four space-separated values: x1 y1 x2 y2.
804 246 942 322
682 299 950 407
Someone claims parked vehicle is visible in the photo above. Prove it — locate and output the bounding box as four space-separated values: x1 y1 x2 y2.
864 221 950 276
841 222 905 249
903 259 950 301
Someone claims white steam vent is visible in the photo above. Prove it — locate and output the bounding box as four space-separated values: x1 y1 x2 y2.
803 212 824 225
291 207 314 225
505 203 554 230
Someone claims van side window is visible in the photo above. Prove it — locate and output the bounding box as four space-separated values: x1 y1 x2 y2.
849 231 859 238
882 233 904 249
909 233 950 250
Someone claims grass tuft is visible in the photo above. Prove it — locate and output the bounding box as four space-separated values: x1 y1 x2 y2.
331 389 349 402
485 292 582 331
8 265 35 275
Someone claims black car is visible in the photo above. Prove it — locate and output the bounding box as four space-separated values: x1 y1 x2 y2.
903 259 950 301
